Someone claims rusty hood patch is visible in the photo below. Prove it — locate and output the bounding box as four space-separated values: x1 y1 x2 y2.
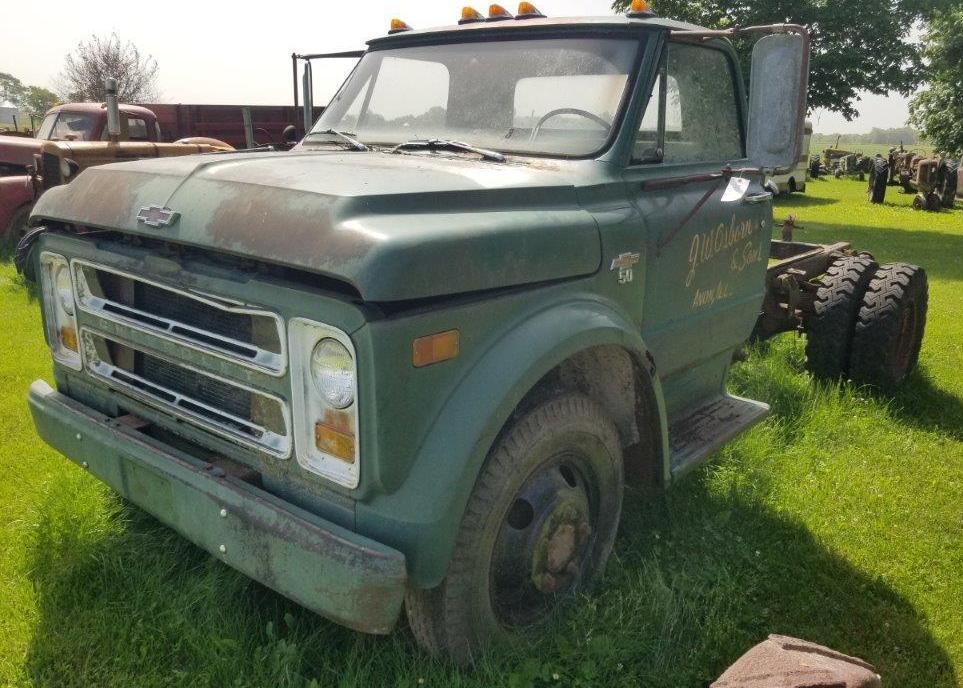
30 149 601 301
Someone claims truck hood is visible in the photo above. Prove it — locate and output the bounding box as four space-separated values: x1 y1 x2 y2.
0 135 42 169
31 150 601 301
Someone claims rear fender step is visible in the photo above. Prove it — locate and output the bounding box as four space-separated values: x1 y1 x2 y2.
668 394 770 478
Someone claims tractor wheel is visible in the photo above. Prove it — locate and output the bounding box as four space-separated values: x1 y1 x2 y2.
405 393 623 663
13 224 46 283
849 263 927 389
867 157 888 204
912 194 925 210
2 203 32 255
804 255 879 379
834 169 842 179
941 159 958 208
788 178 797 193
925 192 942 212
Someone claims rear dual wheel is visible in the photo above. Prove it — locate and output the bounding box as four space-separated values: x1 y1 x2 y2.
805 258 927 388
405 394 623 663
850 263 928 389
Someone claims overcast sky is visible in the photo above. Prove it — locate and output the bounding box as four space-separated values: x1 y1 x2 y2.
0 0 912 134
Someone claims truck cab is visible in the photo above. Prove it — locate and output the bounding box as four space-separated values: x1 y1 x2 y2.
34 102 162 143
23 4 810 661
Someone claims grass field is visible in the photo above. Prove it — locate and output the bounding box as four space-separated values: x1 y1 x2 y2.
1 178 961 687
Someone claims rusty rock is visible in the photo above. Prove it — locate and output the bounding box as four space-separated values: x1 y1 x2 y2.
712 635 882 688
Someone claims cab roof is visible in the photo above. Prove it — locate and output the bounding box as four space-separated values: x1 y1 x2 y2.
367 15 707 47
45 102 156 119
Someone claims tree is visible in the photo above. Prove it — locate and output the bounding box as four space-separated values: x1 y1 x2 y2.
22 86 59 117
59 33 159 103
610 0 953 120
0 72 26 105
909 7 963 156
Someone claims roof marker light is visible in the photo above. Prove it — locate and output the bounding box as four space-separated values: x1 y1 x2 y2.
459 6 485 23
389 18 413 33
516 2 545 18
487 3 514 20
626 0 656 17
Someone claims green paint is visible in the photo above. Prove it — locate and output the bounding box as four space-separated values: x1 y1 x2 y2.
26 18 785 632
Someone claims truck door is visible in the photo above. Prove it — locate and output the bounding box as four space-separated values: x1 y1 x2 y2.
624 40 772 413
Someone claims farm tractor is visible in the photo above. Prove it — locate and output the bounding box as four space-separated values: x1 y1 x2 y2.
889 151 959 210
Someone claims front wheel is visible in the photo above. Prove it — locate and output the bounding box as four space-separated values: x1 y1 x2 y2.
405 393 624 663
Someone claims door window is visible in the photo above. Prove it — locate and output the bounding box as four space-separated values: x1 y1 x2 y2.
633 42 743 164
125 117 149 141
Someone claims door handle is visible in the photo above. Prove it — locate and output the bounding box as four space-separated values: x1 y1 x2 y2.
743 191 773 204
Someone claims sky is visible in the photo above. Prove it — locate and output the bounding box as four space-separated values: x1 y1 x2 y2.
0 0 912 134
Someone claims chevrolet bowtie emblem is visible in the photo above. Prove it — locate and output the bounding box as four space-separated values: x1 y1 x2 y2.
137 205 179 228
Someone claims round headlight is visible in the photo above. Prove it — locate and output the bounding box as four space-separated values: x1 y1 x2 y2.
311 338 354 409
54 264 74 315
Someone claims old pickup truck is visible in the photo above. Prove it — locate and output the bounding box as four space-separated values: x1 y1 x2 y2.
22 2 927 662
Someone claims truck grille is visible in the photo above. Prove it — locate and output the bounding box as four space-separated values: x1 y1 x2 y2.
73 261 285 375
81 330 290 457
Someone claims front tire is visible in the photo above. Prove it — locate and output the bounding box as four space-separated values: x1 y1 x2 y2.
405 393 624 663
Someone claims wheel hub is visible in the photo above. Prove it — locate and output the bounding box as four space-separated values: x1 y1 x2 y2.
490 458 596 625
532 505 592 593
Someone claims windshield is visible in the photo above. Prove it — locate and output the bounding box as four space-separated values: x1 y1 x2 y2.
313 37 641 158
37 112 99 141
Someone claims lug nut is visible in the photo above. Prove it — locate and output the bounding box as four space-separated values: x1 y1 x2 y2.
219 508 227 518
218 544 227 554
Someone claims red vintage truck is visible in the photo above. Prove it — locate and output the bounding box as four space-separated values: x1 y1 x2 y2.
1 100 300 249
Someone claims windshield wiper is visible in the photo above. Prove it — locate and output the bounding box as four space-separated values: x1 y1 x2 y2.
390 139 506 163
303 129 369 151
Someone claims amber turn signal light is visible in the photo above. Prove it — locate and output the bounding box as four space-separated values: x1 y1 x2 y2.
516 2 544 18
412 330 460 368
487 3 514 20
626 0 655 16
460 6 485 23
315 409 356 463
389 17 412 33
60 325 78 352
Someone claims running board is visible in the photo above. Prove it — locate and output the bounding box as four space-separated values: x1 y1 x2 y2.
668 394 770 478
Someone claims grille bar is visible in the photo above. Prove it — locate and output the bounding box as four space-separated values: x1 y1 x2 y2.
81 329 291 458
73 260 286 375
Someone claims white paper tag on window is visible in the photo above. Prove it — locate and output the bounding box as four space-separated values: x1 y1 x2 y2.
721 177 750 202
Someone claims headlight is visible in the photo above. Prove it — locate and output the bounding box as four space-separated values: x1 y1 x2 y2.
311 338 355 409
54 263 75 315
289 319 359 489
39 252 81 370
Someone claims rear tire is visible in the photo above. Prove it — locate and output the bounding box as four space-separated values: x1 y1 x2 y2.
804 255 879 379
941 159 958 208
849 263 928 388
788 177 797 193
868 157 888 203
405 393 623 663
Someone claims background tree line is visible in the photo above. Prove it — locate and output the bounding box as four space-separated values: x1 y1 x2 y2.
612 0 963 157
2 32 158 124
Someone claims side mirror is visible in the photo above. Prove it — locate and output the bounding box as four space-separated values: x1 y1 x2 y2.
747 32 810 173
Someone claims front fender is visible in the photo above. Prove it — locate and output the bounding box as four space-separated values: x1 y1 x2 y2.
357 296 668 587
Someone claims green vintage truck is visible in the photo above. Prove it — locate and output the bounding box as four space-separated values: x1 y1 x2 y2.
23 2 926 662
